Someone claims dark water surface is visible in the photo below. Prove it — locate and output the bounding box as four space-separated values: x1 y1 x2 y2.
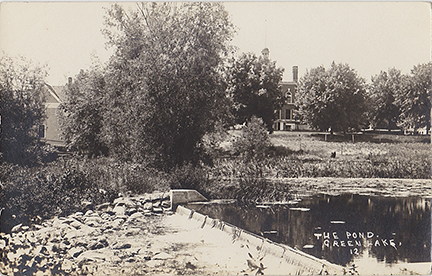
186 194 430 267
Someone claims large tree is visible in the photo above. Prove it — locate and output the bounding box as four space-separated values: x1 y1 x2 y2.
59 67 108 157
101 2 234 169
296 62 368 133
0 55 47 164
226 52 285 132
368 68 405 130
397 62 431 132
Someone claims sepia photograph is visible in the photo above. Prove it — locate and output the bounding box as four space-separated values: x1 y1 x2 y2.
0 1 430 275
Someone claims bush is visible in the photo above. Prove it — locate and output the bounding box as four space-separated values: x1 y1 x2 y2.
267 145 299 157
0 156 171 233
232 116 271 161
168 164 214 198
0 161 112 232
200 121 229 162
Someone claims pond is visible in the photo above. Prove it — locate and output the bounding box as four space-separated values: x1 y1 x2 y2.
185 194 430 268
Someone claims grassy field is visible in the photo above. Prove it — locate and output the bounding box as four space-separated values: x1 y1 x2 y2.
270 131 430 162
205 130 431 201
216 130 430 178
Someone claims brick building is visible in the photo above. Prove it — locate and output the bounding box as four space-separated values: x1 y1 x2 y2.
274 66 301 131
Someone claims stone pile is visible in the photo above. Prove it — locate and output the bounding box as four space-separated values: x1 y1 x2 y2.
0 191 173 275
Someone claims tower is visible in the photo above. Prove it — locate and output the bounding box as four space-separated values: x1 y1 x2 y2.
261 47 270 60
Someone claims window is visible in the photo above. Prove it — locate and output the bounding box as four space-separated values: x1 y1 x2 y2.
285 109 292 120
38 125 45 138
286 92 292 103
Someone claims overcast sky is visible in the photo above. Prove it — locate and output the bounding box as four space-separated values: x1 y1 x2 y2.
1 2 430 85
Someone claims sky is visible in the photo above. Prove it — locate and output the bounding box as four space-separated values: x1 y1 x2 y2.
0 1 430 85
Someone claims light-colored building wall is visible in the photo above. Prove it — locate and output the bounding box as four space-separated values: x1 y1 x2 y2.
41 84 65 146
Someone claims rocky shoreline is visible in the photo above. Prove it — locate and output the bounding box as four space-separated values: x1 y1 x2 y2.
2 187 431 276
0 191 176 275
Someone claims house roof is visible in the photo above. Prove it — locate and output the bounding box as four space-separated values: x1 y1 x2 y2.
43 83 66 103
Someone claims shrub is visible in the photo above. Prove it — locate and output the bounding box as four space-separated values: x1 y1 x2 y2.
232 116 271 161
168 164 214 198
200 121 229 162
234 162 296 202
0 161 114 233
0 156 171 233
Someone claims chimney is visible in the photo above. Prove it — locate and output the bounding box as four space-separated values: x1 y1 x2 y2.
68 77 73 86
292 66 298 83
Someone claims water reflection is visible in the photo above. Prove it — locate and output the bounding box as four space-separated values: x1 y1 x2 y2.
186 194 430 266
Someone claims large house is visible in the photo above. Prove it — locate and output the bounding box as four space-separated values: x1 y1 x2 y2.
261 48 301 131
273 65 301 131
40 83 66 146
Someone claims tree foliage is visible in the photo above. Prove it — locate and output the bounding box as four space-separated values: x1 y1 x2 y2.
0 55 47 164
226 52 285 132
368 68 405 130
232 116 271 161
100 2 235 169
296 62 368 133
397 62 431 132
59 67 107 157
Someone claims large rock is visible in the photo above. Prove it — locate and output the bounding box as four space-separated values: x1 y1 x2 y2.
11 223 23 233
114 197 137 208
112 242 132 250
107 218 124 230
61 258 75 273
58 240 71 252
79 224 101 237
70 219 84 230
153 252 174 260
161 200 171 209
143 202 153 210
113 205 126 216
68 247 85 258
126 208 138 216
95 202 111 211
0 239 6 250
89 237 108 250
76 249 111 264
127 212 144 223
64 229 84 240
81 201 93 211
125 228 141 237
84 216 102 227
153 207 163 214
70 212 84 218
100 212 111 220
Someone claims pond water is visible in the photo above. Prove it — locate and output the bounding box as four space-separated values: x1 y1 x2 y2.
186 194 430 267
